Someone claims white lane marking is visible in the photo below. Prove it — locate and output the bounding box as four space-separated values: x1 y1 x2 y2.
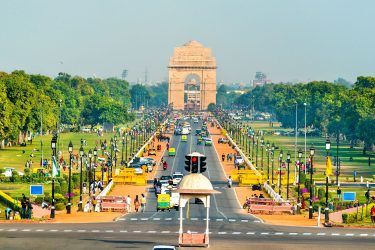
0 229 4 231
232 232 242 235
261 232 269 235
360 234 369 237
133 230 141 233
49 229 58 232
165 218 172 220
91 230 100 233
241 219 248 222
254 220 261 223
105 230 114 233
289 233 298 235
120 230 128 233
246 232 255 235
331 233 340 236
204 146 228 220
118 218 126 221
303 233 312 236
191 218 198 221
36 229 44 232
214 186 220 189
218 232 227 234
130 218 138 221
148 231 156 233
216 218 223 221
153 218 161 220
203 218 210 221
274 232 284 235
141 218 149 221
8 229 18 232
77 230 86 232
22 229 31 232
345 233 354 236
161 231 170 233
317 233 326 236
229 219 236 222
64 229 72 232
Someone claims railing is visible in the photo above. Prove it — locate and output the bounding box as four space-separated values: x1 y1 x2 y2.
263 182 284 202
97 180 114 198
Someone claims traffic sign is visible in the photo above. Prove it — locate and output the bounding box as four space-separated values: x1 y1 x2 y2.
30 185 44 196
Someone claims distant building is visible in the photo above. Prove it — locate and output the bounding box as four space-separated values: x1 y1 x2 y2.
252 72 271 87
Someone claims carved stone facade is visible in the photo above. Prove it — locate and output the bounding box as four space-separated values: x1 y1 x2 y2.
168 41 217 110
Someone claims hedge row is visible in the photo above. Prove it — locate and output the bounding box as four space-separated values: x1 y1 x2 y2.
0 190 21 211
342 203 375 224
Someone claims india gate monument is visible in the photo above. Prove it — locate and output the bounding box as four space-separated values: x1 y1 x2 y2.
168 40 217 111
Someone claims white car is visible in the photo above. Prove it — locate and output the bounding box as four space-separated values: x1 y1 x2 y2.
172 172 183 186
234 155 244 165
152 246 176 250
170 193 180 210
193 118 199 123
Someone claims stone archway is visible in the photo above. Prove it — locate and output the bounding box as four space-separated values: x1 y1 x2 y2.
168 41 217 111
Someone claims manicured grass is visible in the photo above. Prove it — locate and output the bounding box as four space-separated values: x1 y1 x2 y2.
0 183 52 201
233 121 375 179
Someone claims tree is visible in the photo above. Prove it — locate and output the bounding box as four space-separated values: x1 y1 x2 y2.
130 84 150 109
207 103 216 112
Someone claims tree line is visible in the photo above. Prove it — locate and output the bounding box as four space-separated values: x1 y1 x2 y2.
220 77 375 153
0 70 168 144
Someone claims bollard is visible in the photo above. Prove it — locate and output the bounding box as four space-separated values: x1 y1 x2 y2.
317 206 321 227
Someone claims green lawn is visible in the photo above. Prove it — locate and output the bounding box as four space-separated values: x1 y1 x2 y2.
234 121 375 179
0 183 52 201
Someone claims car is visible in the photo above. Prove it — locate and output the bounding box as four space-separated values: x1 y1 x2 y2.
159 175 173 187
234 155 244 165
152 245 176 250
172 172 183 185
204 138 213 146
193 118 199 123
128 157 153 172
170 192 180 210
218 137 229 144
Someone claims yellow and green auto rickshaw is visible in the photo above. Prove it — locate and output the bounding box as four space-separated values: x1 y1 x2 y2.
157 193 171 212
197 136 203 145
168 147 176 156
181 135 187 142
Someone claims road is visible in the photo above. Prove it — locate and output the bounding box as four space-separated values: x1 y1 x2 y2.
1 119 374 249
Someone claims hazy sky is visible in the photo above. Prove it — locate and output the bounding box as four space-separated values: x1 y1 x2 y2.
1 0 374 84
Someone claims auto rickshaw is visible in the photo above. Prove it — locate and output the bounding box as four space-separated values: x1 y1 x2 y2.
197 136 203 145
168 147 176 156
157 193 171 212
181 135 187 142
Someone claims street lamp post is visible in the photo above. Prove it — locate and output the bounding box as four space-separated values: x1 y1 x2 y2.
67 141 73 214
336 131 339 185
88 149 92 198
266 141 270 183
279 150 283 196
252 135 255 160
121 134 125 164
114 136 117 173
125 132 128 165
78 146 84 212
110 138 113 179
286 152 291 199
260 137 264 171
50 134 57 219
325 138 331 223
297 148 303 213
93 147 97 196
271 143 275 188
255 136 259 167
309 145 315 219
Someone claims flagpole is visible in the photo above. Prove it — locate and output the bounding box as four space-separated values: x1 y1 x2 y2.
50 133 57 219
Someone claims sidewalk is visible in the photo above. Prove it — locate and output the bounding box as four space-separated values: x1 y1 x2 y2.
330 206 360 223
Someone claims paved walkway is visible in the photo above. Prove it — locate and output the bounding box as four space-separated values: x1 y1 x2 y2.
330 206 362 223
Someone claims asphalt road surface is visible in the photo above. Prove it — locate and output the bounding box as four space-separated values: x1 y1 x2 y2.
1 119 374 249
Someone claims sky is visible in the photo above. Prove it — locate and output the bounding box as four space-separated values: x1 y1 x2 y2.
1 0 375 84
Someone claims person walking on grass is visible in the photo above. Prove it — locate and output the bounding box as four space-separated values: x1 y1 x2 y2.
371 206 375 223
140 194 146 213
134 195 140 213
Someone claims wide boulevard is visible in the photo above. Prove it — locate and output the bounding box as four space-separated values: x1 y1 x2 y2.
1 120 374 249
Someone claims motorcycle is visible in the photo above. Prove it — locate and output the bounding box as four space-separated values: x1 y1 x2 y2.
163 161 168 171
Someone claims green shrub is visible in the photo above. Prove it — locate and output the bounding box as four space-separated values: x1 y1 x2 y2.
55 203 66 211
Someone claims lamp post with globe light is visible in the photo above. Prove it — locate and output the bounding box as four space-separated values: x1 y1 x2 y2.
67 141 73 214
325 138 331 224
78 146 84 211
309 145 315 219
50 134 57 218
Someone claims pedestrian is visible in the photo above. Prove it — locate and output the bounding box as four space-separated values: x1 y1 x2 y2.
21 194 27 219
226 154 230 162
221 153 225 162
92 197 98 212
83 182 87 194
353 170 357 182
126 195 132 213
371 206 375 223
134 195 140 212
365 189 370 204
26 199 33 219
84 201 90 212
5 207 12 220
140 194 146 213
337 187 342 200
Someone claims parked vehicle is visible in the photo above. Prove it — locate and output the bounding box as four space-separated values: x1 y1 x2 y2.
157 194 171 212
234 155 244 165
218 137 229 144
204 138 213 146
